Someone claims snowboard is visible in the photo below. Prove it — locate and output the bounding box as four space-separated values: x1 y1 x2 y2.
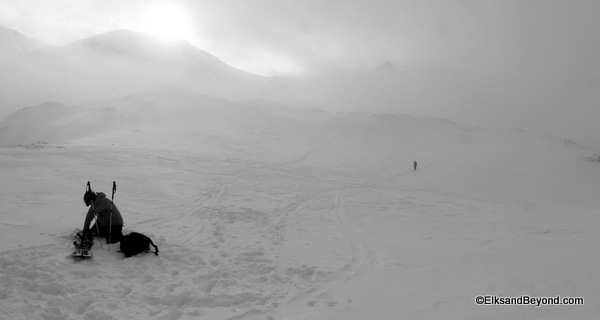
70 249 92 259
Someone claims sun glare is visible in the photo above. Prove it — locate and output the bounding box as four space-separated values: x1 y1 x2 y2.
140 2 193 42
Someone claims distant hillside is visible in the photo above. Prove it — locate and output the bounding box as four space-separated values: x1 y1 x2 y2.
66 30 253 81
0 29 268 116
0 26 45 58
0 92 318 147
0 27 485 130
0 89 479 169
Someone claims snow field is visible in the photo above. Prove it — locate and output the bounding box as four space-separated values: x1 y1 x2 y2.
1 104 600 319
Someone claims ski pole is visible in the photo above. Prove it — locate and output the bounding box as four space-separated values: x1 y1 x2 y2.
87 181 103 250
109 181 116 250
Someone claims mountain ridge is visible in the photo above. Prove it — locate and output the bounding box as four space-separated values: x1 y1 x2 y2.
0 28 270 115
0 26 46 58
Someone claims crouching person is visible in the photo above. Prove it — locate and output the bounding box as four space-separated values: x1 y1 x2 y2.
83 190 124 244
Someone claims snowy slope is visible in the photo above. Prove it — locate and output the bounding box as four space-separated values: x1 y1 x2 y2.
1 99 599 319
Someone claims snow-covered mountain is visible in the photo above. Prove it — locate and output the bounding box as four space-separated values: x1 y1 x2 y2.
0 29 268 117
66 29 257 81
0 26 45 58
0 28 481 124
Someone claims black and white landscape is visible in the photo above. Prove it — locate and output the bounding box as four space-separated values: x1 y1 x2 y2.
1 1 600 319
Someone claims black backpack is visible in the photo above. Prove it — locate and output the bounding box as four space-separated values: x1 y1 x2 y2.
119 232 159 258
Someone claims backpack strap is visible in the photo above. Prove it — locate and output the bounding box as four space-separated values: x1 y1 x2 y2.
148 238 159 256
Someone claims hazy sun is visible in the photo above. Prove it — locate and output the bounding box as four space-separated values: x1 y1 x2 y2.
140 2 193 42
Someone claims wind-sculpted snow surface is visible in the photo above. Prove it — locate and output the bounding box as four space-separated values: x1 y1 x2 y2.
1 102 600 319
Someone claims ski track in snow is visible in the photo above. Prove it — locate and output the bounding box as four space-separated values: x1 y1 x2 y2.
161 137 390 319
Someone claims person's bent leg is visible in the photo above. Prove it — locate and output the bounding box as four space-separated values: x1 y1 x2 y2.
109 225 123 244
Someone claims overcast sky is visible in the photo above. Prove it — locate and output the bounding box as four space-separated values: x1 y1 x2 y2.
1 0 598 76
1 0 599 139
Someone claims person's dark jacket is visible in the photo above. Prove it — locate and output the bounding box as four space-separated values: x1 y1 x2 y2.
83 192 123 231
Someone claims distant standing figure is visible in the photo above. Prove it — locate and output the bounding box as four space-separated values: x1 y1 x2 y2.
414 161 417 171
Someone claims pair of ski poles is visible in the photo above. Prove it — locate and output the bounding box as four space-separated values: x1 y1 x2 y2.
86 181 116 250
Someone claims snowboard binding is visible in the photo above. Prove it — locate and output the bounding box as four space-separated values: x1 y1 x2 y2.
72 231 94 258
